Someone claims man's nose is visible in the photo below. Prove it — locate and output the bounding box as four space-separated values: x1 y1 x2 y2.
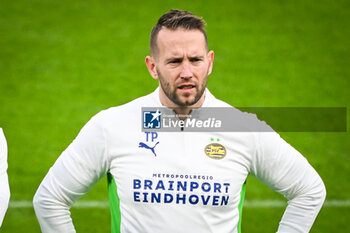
180 62 193 79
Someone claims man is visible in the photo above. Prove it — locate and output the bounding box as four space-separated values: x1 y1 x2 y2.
0 128 10 227
33 10 326 233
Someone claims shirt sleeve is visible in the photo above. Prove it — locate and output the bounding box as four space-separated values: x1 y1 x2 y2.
250 131 326 233
33 114 110 233
0 128 10 227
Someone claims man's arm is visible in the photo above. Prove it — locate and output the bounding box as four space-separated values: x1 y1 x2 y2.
0 128 10 227
251 132 326 233
33 114 109 232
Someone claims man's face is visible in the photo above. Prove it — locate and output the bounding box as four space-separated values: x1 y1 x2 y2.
146 28 214 108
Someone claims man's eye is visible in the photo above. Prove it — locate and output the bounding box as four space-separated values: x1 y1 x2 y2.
190 58 201 62
169 59 181 64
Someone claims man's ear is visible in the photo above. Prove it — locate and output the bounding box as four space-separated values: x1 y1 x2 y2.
145 56 158 80
207 50 214 75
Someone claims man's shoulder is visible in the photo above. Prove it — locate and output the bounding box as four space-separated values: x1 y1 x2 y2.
210 98 232 108
210 97 259 123
205 89 233 108
208 91 273 132
92 91 156 123
109 92 155 111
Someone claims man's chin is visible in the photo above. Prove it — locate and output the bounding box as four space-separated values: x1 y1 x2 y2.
170 89 204 107
176 96 198 107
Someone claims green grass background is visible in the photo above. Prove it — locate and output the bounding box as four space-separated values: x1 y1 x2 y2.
0 0 349 232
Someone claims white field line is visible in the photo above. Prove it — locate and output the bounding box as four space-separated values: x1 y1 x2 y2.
8 200 350 208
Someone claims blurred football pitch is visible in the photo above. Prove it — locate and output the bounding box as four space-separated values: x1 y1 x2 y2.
0 0 349 232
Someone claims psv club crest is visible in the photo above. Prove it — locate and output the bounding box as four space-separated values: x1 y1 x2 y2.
204 143 226 160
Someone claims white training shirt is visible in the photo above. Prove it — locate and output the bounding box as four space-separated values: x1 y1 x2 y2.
33 88 326 233
0 128 10 227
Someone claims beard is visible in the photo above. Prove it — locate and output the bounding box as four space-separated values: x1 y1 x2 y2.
157 68 208 107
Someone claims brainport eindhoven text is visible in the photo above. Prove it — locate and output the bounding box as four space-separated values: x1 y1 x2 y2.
133 179 231 206
163 118 222 128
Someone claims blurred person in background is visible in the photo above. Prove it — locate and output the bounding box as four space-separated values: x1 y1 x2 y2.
0 128 10 227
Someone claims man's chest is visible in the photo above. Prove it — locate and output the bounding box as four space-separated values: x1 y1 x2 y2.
107 131 253 207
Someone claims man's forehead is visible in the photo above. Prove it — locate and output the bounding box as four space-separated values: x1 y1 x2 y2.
156 28 207 56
